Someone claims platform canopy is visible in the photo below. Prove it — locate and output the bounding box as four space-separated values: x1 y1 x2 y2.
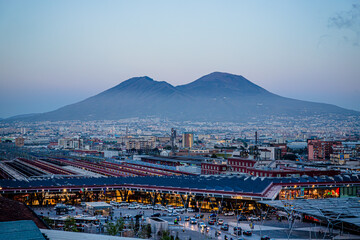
260 197 360 233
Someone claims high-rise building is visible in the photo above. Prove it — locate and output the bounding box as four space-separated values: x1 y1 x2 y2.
182 132 194 149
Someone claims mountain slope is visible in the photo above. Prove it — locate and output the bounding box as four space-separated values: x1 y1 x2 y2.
6 72 359 122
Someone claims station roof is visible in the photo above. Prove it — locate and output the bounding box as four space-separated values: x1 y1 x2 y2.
0 174 359 198
260 197 360 231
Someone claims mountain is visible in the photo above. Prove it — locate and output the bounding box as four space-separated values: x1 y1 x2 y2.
6 72 359 122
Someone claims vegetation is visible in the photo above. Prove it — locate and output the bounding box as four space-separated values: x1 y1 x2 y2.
41 216 53 227
106 217 125 236
159 230 174 240
138 224 152 239
64 217 78 232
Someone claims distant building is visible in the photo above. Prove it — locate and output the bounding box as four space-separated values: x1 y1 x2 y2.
182 132 194 149
330 153 349 165
201 161 227 175
258 146 281 160
307 139 342 161
125 138 155 150
227 157 340 177
58 138 83 149
15 137 24 147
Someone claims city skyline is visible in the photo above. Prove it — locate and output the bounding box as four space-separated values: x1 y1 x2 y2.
1 0 360 118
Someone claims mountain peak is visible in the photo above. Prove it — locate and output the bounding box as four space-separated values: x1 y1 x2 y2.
177 72 269 97
6 71 358 122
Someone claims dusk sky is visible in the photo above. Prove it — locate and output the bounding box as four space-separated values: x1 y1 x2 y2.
1 0 360 118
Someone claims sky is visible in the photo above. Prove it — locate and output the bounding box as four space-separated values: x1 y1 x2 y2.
1 0 360 118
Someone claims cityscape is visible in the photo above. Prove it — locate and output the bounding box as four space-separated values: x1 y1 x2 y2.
1 1 360 240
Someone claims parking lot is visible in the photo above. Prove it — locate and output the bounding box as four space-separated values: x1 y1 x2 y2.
32 203 359 240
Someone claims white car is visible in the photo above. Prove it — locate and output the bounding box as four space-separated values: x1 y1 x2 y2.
224 211 235 216
187 208 195 212
110 201 120 206
168 211 179 216
154 205 162 210
176 208 186 213
167 207 174 213
66 205 76 211
248 216 260 221
128 204 137 209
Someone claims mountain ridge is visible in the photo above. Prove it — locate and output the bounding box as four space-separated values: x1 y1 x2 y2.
4 72 359 122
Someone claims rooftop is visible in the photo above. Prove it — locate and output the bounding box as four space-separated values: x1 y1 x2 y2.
0 220 45 240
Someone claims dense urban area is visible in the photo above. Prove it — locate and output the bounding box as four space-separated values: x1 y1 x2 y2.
0 117 359 240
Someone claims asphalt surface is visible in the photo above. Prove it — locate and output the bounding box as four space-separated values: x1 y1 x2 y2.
32 204 358 240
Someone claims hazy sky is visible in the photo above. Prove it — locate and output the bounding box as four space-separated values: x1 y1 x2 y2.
1 0 360 118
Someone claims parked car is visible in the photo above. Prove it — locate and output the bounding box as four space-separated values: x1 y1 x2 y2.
198 221 207 229
176 208 186 213
151 213 161 217
237 215 247 221
128 204 137 209
234 229 242 236
217 218 224 225
187 208 195 212
243 230 252 236
66 205 75 211
168 211 179 216
209 213 217 219
234 226 242 232
190 217 197 224
261 236 271 240
234 226 242 235
208 219 216 225
220 223 229 231
119 202 129 207
224 211 235 216
154 205 162 210
248 215 260 221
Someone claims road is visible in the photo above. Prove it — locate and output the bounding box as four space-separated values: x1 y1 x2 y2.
32 205 357 240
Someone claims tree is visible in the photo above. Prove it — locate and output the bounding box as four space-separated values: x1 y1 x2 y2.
138 223 152 239
146 224 152 238
159 230 173 240
64 217 78 232
106 222 118 236
42 216 53 227
106 217 125 236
